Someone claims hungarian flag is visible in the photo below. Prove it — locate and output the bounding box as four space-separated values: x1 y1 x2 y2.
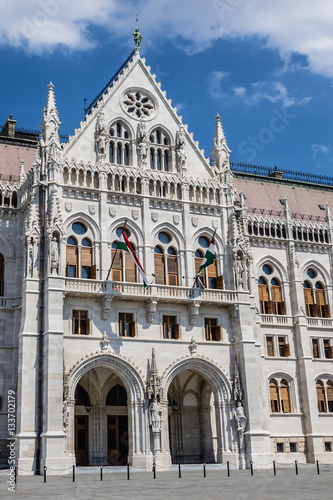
117 230 149 288
196 237 216 279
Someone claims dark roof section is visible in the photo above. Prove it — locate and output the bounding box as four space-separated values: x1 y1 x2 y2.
0 115 39 148
85 51 135 116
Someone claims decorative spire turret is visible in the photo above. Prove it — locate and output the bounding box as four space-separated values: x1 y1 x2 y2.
147 349 162 401
40 82 61 145
211 113 231 172
133 15 143 55
19 160 27 186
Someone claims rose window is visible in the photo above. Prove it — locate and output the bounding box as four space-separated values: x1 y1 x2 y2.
123 91 154 118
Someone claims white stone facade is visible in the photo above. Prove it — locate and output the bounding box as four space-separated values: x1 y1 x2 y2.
0 44 332 474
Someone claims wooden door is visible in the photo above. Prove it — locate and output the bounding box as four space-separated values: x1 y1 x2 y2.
107 416 128 465
75 416 89 466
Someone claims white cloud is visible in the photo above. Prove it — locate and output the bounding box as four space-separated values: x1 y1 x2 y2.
1 1 333 78
209 76 311 108
312 144 331 157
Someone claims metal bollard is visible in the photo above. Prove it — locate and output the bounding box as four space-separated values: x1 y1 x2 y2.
295 460 298 476
100 465 103 481
127 462 130 480
153 462 156 479
316 460 320 475
73 465 75 482
203 463 206 478
178 463 181 478
273 461 276 476
250 461 253 476
227 461 230 477
44 466 47 483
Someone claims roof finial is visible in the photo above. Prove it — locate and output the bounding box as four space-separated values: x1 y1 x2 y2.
133 15 143 53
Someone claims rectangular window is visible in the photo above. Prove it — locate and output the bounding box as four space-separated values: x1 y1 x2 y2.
119 313 136 337
325 442 332 452
205 318 221 341
163 316 179 339
289 442 297 453
73 310 90 335
266 336 274 357
277 443 284 453
323 339 333 359
312 339 320 358
279 337 290 357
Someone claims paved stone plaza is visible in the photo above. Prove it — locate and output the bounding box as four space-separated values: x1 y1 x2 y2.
1 465 332 500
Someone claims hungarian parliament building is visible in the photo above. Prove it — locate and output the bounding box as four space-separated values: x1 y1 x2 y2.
0 30 332 474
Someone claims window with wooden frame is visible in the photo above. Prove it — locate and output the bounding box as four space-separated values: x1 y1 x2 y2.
163 315 179 339
269 378 291 413
258 264 285 315
266 336 274 357
195 235 223 289
327 381 333 412
312 339 320 358
269 379 280 413
154 246 165 285
323 339 333 359
303 269 330 318
317 380 327 412
119 312 136 337
167 247 178 286
278 337 290 357
204 318 221 341
72 310 90 335
0 253 4 296
111 243 123 281
66 237 78 277
280 379 291 413
195 250 206 287
81 238 96 279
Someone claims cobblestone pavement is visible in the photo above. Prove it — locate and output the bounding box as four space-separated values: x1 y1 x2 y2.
1 465 332 500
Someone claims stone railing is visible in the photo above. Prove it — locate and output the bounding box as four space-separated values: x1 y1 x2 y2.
64 278 238 305
0 297 19 310
260 315 293 327
307 317 333 329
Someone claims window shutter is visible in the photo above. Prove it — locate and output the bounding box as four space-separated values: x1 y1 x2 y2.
310 304 319 317
269 381 279 412
167 255 178 274
174 323 180 339
66 245 77 265
283 343 290 357
267 301 273 314
112 249 122 269
86 318 91 335
112 269 122 282
130 321 136 337
168 274 178 286
125 251 136 282
280 384 290 413
266 337 274 357
154 254 165 285
90 264 97 280
207 261 217 278
316 382 326 412
216 276 224 289
280 301 286 315
329 346 333 359
323 304 330 318
327 381 333 405
81 248 92 266
215 326 221 341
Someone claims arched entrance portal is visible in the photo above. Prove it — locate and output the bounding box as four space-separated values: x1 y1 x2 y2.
168 370 217 463
74 368 128 466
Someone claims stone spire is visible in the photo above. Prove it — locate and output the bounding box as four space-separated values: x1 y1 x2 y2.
19 160 27 186
211 113 231 171
40 82 61 145
147 349 162 401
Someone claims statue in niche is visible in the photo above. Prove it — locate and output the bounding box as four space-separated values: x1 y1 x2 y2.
28 243 33 277
138 141 148 164
50 236 59 274
236 253 248 290
149 398 162 432
177 146 187 169
137 119 147 142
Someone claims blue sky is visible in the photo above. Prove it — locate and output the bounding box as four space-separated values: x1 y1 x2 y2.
1 0 333 176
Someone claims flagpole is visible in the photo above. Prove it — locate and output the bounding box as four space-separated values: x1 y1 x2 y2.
192 229 217 288
106 219 128 281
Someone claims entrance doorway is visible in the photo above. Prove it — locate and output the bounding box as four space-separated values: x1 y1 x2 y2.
75 415 89 466
107 415 128 465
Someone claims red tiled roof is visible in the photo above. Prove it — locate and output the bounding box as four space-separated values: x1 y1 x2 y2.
0 143 35 185
234 177 333 222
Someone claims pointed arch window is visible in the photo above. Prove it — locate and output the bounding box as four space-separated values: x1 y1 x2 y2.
124 144 129 166
110 121 131 166
258 264 285 315
316 379 333 413
111 228 137 283
110 142 114 163
157 150 162 170
154 245 165 285
317 380 327 412
116 143 122 164
66 236 78 278
269 377 291 413
81 238 93 279
303 268 330 318
149 128 172 172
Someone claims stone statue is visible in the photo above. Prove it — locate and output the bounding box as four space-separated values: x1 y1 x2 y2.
138 141 148 164
50 236 59 275
236 255 246 290
137 119 147 142
149 398 161 432
63 401 69 432
100 331 111 352
96 113 106 155
177 147 187 169
28 244 33 277
189 336 197 355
